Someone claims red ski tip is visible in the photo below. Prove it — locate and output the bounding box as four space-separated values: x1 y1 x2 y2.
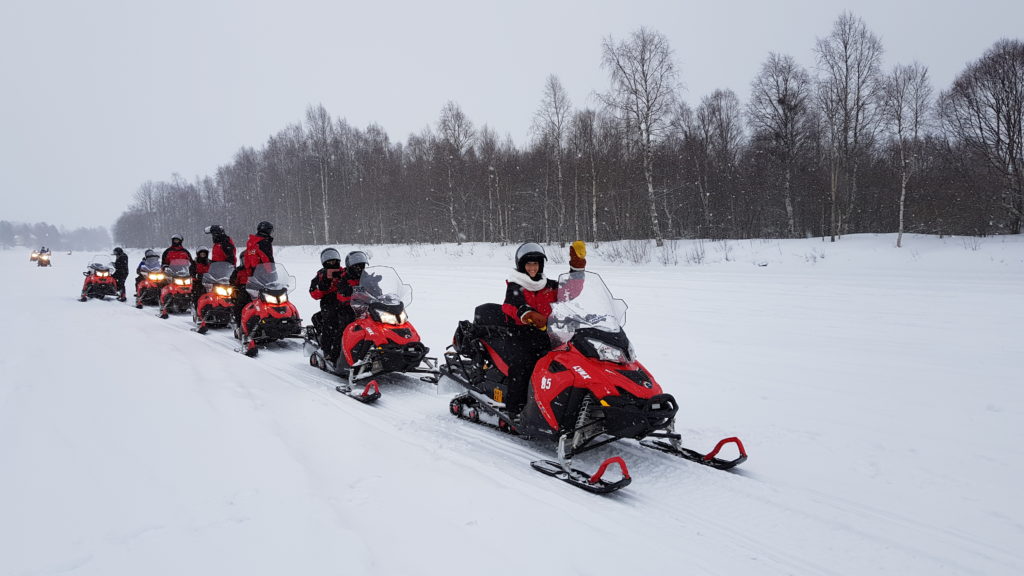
589 456 630 485
703 437 747 461
361 380 381 398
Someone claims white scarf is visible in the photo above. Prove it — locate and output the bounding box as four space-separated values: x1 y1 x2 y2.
507 269 548 292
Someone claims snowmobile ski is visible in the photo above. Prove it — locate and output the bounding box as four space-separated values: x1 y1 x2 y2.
530 456 631 494
639 436 747 470
336 380 381 403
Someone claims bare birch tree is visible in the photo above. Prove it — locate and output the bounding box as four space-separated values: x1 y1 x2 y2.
881 62 933 247
815 12 884 240
305 104 334 244
600 27 679 246
533 75 573 243
437 101 476 244
748 53 814 236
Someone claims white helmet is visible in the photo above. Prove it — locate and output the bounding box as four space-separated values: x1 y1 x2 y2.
320 248 342 265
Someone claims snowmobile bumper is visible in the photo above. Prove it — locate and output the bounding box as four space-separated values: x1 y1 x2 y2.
599 392 678 439
254 316 303 340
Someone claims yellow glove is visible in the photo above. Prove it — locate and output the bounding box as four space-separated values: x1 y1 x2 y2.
569 241 587 270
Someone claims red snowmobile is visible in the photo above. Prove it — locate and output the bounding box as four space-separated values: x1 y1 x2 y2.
192 261 235 334
306 266 439 402
235 263 303 357
441 270 746 494
135 255 166 308
79 256 119 301
159 260 193 319
37 250 52 267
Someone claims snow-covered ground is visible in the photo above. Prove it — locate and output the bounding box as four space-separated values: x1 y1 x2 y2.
1 234 1022 576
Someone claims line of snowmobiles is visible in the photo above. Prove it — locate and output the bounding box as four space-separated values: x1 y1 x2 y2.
73 251 747 495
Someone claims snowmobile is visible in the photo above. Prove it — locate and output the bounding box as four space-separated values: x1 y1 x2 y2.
30 249 39 262
192 261 235 334
135 255 166 308
158 260 193 319
37 251 52 267
305 265 439 402
235 262 303 357
441 270 747 494
78 256 119 301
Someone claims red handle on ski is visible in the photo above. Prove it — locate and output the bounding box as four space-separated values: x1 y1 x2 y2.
361 380 381 398
703 437 746 461
589 456 630 484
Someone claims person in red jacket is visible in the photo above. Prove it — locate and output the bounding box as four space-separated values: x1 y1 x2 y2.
233 221 275 325
190 246 211 306
499 241 587 416
161 234 194 267
204 224 236 264
308 248 367 368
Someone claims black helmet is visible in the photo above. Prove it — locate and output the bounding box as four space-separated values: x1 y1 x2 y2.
320 248 342 267
257 221 274 235
204 224 225 236
112 247 124 255
171 233 183 243
514 242 546 275
345 250 369 268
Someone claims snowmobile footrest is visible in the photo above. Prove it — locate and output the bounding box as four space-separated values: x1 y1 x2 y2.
640 436 747 470
530 458 632 494
336 380 381 404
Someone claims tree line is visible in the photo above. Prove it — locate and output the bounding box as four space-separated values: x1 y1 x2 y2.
1 220 111 251
113 13 1024 250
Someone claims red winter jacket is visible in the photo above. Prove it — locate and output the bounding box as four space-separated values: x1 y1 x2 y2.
502 277 558 326
161 245 193 267
235 233 273 286
211 236 236 264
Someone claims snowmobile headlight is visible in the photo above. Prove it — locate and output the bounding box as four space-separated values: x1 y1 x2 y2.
586 337 630 364
39 254 50 261
377 309 408 325
149 272 165 281
263 292 288 304
174 277 191 286
96 270 109 277
214 285 234 297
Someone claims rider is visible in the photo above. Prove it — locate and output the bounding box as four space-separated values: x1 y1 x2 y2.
191 246 211 306
161 234 194 267
204 224 236 265
500 241 587 416
135 248 159 291
233 220 275 326
308 248 365 367
112 247 129 302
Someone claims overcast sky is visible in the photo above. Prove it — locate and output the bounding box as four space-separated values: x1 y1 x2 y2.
1 0 1021 231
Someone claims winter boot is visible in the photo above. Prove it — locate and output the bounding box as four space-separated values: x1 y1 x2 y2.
159 307 169 319
117 289 127 302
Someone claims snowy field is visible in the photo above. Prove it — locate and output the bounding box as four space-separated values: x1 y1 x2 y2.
1 234 1022 576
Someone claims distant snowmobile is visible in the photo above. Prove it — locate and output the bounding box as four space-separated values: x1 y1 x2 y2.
36 251 52 267
305 265 439 403
192 261 235 334
441 270 747 494
135 255 166 309
235 263 303 357
158 260 193 319
79 256 119 302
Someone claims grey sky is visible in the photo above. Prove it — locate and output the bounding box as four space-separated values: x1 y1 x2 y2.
1 0 1021 230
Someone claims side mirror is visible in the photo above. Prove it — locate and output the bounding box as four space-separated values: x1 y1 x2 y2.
83 271 90 277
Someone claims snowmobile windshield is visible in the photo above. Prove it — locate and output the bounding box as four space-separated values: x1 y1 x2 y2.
165 260 191 278
140 255 162 272
203 261 235 287
547 271 628 348
350 266 413 311
246 263 295 297
88 255 113 271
